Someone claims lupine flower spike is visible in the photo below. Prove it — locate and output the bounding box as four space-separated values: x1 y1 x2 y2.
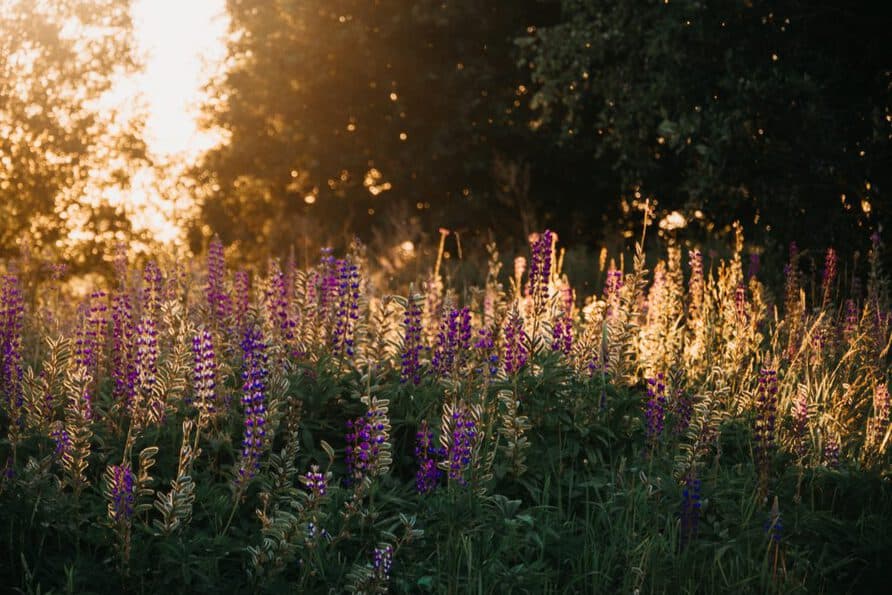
503 308 528 376
414 420 444 494
400 295 424 385
754 368 779 497
235 327 269 490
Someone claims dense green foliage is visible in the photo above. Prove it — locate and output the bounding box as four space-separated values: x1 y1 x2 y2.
527 0 891 245
191 0 558 260
191 0 890 261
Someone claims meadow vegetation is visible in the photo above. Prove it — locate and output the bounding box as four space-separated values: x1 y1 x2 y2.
0 219 890 593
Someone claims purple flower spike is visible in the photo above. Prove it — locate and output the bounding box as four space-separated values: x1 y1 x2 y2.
265 261 297 344
400 298 424 385
821 247 838 307
431 306 471 377
344 401 389 484
111 291 135 406
503 309 528 376
234 270 251 332
50 423 72 458
414 420 444 494
207 236 232 323
235 327 269 487
754 368 779 489
446 406 478 485
474 327 499 377
332 258 360 358
0 275 24 426
134 317 158 413
75 291 108 378
303 464 327 499
823 435 840 469
192 329 217 419
528 230 554 312
108 464 136 522
680 475 701 548
644 373 667 446
551 317 572 356
372 544 393 583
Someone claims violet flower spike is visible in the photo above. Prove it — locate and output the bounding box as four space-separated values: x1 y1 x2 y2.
823 435 840 469
551 317 572 355
235 327 269 486
108 464 136 523
303 464 327 499
344 402 389 484
0 275 24 424
446 406 478 485
432 306 471 376
372 544 393 583
233 270 251 333
644 373 667 446
332 259 360 358
207 236 232 323
680 475 701 548
400 298 424 385
414 420 443 494
134 317 159 414
503 309 528 375
192 329 217 420
474 327 499 377
528 230 554 310
754 368 779 489
111 291 135 405
266 261 296 344
821 247 838 307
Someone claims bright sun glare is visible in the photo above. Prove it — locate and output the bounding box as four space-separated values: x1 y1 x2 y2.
103 0 227 243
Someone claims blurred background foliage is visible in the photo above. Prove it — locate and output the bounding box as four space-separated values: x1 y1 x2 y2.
0 0 889 275
0 0 149 274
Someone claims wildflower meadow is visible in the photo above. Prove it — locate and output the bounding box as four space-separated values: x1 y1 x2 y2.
1 219 890 594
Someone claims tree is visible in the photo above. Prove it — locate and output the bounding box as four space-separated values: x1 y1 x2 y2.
524 0 891 252
191 0 559 261
0 0 147 272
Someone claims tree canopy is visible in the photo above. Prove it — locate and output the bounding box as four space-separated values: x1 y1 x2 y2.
525 0 891 249
0 0 146 272
194 0 890 263
191 0 562 261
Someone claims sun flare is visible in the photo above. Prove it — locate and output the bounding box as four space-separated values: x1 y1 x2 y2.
100 0 227 243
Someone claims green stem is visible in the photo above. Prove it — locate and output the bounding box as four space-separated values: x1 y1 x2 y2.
221 489 241 536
